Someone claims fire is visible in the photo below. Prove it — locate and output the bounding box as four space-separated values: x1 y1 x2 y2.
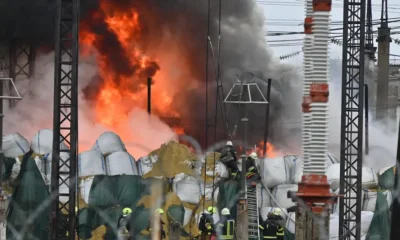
79 0 180 128
242 141 280 158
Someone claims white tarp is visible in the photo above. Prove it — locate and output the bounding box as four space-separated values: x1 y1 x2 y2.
79 176 95 204
378 166 392 175
260 207 288 222
3 133 29 158
327 163 340 191
327 152 339 166
10 157 21 181
173 174 201 204
350 211 374 236
183 207 193 226
78 150 106 177
91 132 126 156
283 155 303 183
204 186 219 202
258 185 271 208
106 151 138 176
285 212 296 233
31 129 69 155
358 167 379 189
362 190 393 211
138 155 159 175
271 184 298 209
262 157 292 188
205 161 229 179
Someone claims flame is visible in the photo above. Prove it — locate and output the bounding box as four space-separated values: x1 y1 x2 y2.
79 1 180 129
241 141 280 158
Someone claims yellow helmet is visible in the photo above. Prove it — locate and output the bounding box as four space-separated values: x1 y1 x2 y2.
155 208 164 215
123 208 132 215
207 206 216 214
273 208 282 216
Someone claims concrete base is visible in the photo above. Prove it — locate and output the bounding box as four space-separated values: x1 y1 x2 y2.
295 206 330 240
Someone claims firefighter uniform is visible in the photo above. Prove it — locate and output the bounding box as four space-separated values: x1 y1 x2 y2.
220 141 239 180
118 207 132 236
217 208 235 239
271 208 285 240
259 218 278 239
199 207 216 236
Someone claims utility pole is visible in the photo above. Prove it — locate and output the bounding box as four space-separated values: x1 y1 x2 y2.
376 0 391 123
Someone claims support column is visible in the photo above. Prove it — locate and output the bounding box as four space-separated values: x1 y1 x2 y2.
302 0 314 173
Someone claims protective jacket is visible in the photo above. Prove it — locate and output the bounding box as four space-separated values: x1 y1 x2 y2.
220 146 237 163
199 213 215 235
216 215 235 239
220 146 239 179
259 219 278 239
269 215 284 240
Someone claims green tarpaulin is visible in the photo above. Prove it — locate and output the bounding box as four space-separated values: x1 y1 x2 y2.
88 175 167 209
1 154 16 182
6 151 50 240
366 192 391 240
217 179 240 219
378 166 395 190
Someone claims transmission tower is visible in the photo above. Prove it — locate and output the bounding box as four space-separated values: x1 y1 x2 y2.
49 0 79 239
376 0 390 123
365 0 376 60
339 0 365 240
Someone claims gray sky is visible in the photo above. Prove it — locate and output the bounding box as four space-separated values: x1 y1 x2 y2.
258 0 400 65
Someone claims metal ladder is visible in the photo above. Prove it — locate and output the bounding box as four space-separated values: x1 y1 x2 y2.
247 183 260 239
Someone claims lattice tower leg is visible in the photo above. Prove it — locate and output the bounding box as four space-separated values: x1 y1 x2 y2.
306 11 330 174
302 0 314 173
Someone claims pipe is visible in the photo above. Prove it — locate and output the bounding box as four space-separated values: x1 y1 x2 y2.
365 84 369 155
148 77 152 115
263 78 272 158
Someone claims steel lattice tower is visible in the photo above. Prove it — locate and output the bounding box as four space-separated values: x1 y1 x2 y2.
49 0 79 239
339 0 365 239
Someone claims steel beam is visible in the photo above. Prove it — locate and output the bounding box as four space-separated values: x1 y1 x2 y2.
49 0 79 239
8 42 35 107
339 0 365 239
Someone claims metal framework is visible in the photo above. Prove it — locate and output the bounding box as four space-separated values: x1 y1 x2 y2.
50 0 79 239
8 42 35 107
339 0 365 239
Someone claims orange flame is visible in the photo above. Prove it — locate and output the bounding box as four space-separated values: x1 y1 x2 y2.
79 1 180 129
241 141 279 158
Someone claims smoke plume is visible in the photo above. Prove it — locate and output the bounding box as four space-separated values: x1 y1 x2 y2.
2 0 302 155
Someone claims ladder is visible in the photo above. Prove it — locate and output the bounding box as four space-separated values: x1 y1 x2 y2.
247 183 260 239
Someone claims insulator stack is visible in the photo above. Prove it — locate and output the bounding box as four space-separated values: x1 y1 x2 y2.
305 0 331 174
302 0 314 171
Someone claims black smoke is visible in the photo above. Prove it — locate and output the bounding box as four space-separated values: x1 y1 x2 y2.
1 0 302 152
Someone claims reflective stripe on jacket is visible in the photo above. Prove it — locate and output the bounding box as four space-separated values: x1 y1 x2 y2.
218 219 234 239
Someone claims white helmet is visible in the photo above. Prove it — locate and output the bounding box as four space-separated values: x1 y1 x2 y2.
273 208 282 216
226 141 233 146
250 152 257 160
221 208 230 215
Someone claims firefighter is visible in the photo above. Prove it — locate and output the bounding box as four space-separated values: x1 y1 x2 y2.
220 141 239 180
216 208 234 239
259 212 279 239
148 208 166 239
271 208 285 240
199 206 216 236
246 152 261 184
117 207 132 237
